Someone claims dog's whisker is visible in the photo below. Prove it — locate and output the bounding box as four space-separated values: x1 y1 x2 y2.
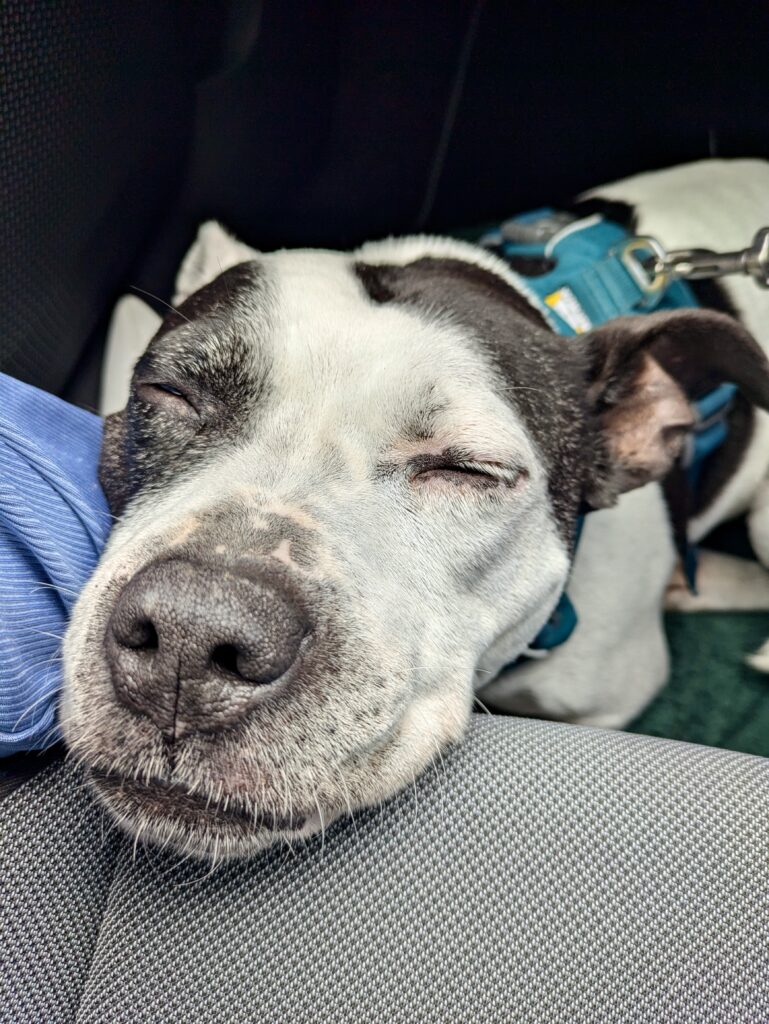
498 384 547 394
403 704 449 821
473 695 493 715
132 820 145 864
129 285 191 323
31 581 81 599
333 766 359 840
11 687 60 730
28 628 66 642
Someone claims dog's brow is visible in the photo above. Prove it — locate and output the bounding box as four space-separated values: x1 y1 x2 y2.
403 407 439 443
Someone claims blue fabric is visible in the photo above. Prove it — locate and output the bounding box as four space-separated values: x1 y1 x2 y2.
687 383 738 489
0 374 110 755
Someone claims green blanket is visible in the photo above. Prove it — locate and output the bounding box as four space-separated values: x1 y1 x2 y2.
629 611 769 756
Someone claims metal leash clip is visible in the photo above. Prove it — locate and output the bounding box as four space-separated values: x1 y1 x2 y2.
623 227 769 293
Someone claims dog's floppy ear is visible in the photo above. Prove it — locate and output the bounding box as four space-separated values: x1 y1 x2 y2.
174 221 259 304
581 308 769 508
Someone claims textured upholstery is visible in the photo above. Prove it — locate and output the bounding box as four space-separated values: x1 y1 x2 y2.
2 715 768 1023
0 0 199 403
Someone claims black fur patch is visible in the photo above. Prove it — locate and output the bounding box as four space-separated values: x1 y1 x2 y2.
662 274 749 517
565 196 638 233
688 278 740 320
100 261 269 517
357 257 550 331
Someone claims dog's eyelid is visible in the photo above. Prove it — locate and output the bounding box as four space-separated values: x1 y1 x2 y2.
409 456 527 489
450 461 523 484
157 382 184 397
134 380 200 417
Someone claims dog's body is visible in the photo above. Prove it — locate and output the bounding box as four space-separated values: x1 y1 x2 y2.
482 158 769 724
63 159 769 861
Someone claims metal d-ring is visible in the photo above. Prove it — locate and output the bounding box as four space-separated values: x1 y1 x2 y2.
620 236 670 296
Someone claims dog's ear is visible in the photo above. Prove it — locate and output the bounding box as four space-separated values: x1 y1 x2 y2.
581 308 769 508
174 221 259 304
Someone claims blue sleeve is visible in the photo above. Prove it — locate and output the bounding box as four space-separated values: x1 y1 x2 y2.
0 374 111 754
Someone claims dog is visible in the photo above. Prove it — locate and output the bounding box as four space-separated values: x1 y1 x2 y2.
62 158 769 861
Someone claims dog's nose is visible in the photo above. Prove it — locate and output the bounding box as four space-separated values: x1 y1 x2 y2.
107 559 308 739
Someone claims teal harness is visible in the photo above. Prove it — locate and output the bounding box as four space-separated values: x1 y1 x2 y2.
481 210 737 653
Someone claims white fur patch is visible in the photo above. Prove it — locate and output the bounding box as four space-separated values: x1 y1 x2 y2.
665 550 769 611
479 482 676 727
746 639 769 674
748 477 769 568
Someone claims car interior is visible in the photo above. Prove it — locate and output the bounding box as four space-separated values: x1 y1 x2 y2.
2 2 768 1021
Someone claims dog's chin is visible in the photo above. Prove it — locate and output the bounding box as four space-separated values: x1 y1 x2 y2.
86 769 328 861
69 678 470 863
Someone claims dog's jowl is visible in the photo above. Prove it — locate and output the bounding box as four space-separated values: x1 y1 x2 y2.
63 159 769 861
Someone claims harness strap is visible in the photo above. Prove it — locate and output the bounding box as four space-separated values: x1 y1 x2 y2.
685 383 737 488
483 209 699 332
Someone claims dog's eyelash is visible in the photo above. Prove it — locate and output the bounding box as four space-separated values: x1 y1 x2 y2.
447 461 522 484
412 460 524 489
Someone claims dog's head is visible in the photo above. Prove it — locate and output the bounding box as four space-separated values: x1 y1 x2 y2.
62 223 769 860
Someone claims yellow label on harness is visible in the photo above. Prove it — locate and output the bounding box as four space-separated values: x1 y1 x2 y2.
544 287 592 334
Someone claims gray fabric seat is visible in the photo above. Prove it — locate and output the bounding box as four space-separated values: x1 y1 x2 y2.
2 715 768 1023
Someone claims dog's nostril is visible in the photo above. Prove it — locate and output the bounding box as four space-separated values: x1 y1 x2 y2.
211 643 240 675
122 618 159 652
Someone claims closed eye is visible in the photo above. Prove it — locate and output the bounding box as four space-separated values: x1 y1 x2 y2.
135 381 200 418
411 458 526 490
154 383 185 397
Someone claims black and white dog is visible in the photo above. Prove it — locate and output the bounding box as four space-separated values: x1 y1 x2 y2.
63 159 769 861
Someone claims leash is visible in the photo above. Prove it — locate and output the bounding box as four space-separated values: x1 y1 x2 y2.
482 214 769 331
481 212 769 660
636 227 769 291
